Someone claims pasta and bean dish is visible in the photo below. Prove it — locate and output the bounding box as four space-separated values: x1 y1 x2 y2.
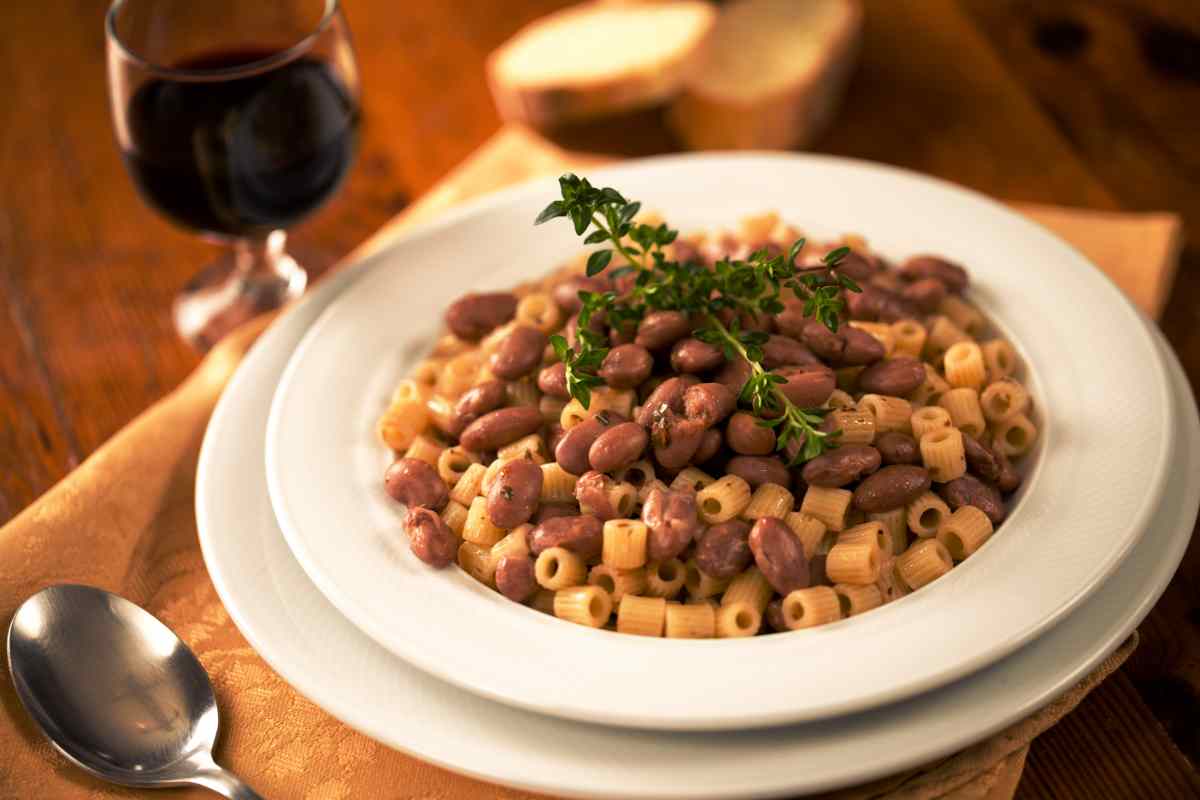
376 177 1036 639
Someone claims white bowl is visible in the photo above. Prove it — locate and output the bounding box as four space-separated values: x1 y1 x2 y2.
265 153 1173 731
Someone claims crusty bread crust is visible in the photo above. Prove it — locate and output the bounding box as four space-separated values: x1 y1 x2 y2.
487 1 717 127
666 0 863 150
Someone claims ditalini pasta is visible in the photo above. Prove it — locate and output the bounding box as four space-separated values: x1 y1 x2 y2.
697 475 752 523
602 519 648 569
617 595 667 636
910 406 952 439
938 388 986 438
781 586 842 629
937 506 994 561
376 214 1035 637
665 601 716 639
906 491 951 538
920 428 967 482
554 586 612 628
980 379 1030 423
890 319 927 359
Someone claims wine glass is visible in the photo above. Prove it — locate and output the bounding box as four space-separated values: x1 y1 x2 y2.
106 0 360 349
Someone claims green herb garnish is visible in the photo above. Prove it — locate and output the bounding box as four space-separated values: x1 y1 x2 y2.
536 174 860 464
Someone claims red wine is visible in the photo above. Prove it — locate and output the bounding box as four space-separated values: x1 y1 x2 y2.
123 48 358 237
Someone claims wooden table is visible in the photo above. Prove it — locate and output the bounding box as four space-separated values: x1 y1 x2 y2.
2 1 1198 796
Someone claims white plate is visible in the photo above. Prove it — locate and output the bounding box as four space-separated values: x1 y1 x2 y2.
265 155 1174 730
199 260 1196 798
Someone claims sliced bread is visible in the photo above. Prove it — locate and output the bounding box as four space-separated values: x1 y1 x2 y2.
487 1 718 127
666 0 863 150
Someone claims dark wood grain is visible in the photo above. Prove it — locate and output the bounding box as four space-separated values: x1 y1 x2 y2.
1 1 1198 798
957 3 1200 792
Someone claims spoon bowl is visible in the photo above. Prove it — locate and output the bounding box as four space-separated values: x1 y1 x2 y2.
8 584 262 798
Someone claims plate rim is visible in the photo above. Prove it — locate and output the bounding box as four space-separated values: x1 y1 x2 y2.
266 152 1175 730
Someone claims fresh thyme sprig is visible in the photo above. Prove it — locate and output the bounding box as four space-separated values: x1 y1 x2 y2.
536 174 861 464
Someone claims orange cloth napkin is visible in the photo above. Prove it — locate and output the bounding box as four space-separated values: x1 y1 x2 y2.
0 125 1184 799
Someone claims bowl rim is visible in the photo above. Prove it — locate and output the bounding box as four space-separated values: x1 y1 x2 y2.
265 151 1174 730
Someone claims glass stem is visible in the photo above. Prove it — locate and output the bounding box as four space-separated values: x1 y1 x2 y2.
234 230 291 279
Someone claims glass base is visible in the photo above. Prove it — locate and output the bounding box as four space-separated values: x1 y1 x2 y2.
173 233 308 351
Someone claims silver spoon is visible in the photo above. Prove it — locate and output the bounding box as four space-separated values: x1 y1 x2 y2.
7 584 264 799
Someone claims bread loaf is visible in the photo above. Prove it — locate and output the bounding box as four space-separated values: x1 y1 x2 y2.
666 0 863 150
487 1 717 127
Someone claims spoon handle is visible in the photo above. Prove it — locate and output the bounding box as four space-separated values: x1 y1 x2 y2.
189 763 266 800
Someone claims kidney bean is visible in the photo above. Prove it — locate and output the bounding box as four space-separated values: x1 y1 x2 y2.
801 445 882 487
696 428 723 464
996 460 1022 493
651 413 707 470
695 520 753 578
840 327 886 366
900 255 969 293
853 465 931 512
635 376 697 426
844 286 880 321
799 320 846 362
460 407 542 452
857 357 926 396
486 459 544 528
765 599 787 632
612 269 639 297
490 326 547 380
537 362 569 398
811 556 830 587
875 431 920 465
555 412 624 475
635 310 691 350
574 470 618 520
727 456 791 489
869 270 905 293
444 292 517 341
565 310 607 349
989 436 1023 493
901 277 947 313
750 517 810 595
835 251 878 281
495 555 537 602
762 335 819 369
846 286 918 323
714 357 753 395
683 383 736 427
447 380 506 436
642 487 701 561
534 503 578 523
528 514 603 560
727 411 776 455
774 365 836 408
589 421 649 473
384 457 449 510
599 343 653 389
717 306 772 333
878 294 919 323
940 475 1006 525
546 423 567 454
404 507 457 568
962 433 1002 483
774 305 808 340
670 337 725 373
455 380 507 419
552 276 610 313
609 324 636 346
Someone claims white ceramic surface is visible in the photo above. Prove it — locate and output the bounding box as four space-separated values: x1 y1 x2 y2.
198 253 1196 798
264 155 1173 730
